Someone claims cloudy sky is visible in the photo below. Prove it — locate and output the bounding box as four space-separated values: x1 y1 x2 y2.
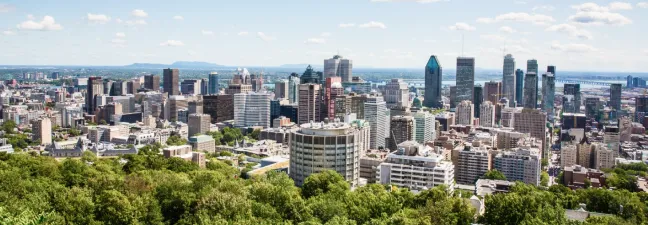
0 0 646 72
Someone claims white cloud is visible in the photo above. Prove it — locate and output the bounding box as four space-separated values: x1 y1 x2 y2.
173 15 184 20
448 22 475 31
532 5 555 11
499 26 516 33
111 39 126 44
116 18 123 23
304 38 326 44
237 31 249 36
126 20 147 26
257 32 275 41
86 13 111 24
359 21 387 29
115 32 126 38
201 30 214 35
160 40 185 46
321 32 331 37
339 23 356 28
545 24 593 40
480 34 528 44
609 2 633 10
16 15 63 31
370 0 446 3
131 9 148 18
2 30 16 35
0 4 14 13
551 41 598 53
569 3 633 25
639 2 648 8
476 12 555 25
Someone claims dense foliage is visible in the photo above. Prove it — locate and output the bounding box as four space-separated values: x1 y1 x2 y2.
0 151 646 225
482 170 506 181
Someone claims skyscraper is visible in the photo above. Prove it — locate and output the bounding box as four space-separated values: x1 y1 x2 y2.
250 74 264 92
527 60 538 107
627 75 634 88
484 81 501 104
384 78 410 109
364 95 390 149
86 77 103 114
502 54 516 107
474 85 483 118
144 74 160 91
515 69 524 106
413 111 436 144
31 117 52 145
163 68 180 95
324 55 353 82
180 79 202 95
563 84 581 113
298 83 322 124
188 113 211 137
543 73 555 121
523 72 538 109
301 65 321 84
203 95 234 123
234 92 271 128
324 77 343 120
288 74 301 103
386 116 416 150
208 72 219 94
547 65 556 75
274 79 289 100
424 55 443 108
456 100 474 125
585 97 600 120
480 101 496 127
456 57 475 104
610 83 622 111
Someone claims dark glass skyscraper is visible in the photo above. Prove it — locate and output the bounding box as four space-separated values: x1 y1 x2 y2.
456 57 475 104
610 83 622 111
515 69 524 106
208 72 219 94
86 77 103 114
163 68 180 95
563 84 581 113
523 72 538 109
474 85 483 118
424 55 443 108
144 74 160 91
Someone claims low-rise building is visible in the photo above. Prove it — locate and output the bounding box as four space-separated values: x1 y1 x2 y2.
188 135 216 153
563 165 605 189
162 145 206 168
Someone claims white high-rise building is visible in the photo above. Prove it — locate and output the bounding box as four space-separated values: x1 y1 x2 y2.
288 75 300 104
593 143 617 170
479 101 495 127
502 54 516 107
377 141 454 192
364 96 390 149
31 117 52 145
413 111 436 144
384 78 410 109
234 92 271 128
324 55 353 82
289 119 370 187
494 147 541 185
456 100 474 125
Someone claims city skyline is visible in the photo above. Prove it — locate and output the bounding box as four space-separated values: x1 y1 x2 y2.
0 1 647 72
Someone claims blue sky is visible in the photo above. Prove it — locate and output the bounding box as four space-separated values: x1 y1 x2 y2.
0 0 647 72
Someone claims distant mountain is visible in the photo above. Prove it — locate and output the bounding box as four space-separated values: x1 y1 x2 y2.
125 61 225 69
278 64 312 68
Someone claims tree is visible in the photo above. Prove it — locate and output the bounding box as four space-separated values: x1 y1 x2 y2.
166 135 187 146
584 178 591 189
67 128 81 137
2 120 16 134
248 129 261 140
541 158 549 168
206 131 223 145
541 171 550 187
302 170 350 198
483 169 507 181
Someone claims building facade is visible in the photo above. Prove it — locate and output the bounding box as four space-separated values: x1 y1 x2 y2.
456 57 475 104
424 55 443 108
502 54 516 107
163 68 180 95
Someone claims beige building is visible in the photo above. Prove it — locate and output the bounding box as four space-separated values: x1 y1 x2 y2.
188 135 216 153
456 100 474 125
479 101 495 127
593 143 616 170
386 116 416 150
31 117 52 145
495 129 528 150
360 150 388 184
188 113 211 137
163 145 206 168
298 83 321 124
456 148 492 185
513 108 547 157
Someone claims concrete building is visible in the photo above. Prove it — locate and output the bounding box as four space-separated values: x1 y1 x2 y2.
86 77 103 114
384 78 410 109
593 143 616 170
144 74 160 91
289 119 370 187
324 55 353 82
456 57 475 104
456 100 474 125
298 83 321 124
360 150 388 184
563 165 605 189
456 148 491 185
234 92 271 128
484 81 501 104
377 141 455 192
479 101 495 127
386 116 416 150
31 117 52 145
274 79 289 99
502 54 516 107
424 55 443 108
103 102 122 124
364 95 390 149
494 147 541 185
414 111 436 144
188 135 216 153
609 83 622 112
163 68 180 95
188 113 211 137
163 145 206 168
495 129 528 150
288 75 300 104
513 109 547 156
203 95 234 123
523 72 538 109
165 95 187 122
324 77 344 120
181 79 202 95
188 100 203 114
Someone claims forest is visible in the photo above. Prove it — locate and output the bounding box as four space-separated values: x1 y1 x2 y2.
0 150 646 225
